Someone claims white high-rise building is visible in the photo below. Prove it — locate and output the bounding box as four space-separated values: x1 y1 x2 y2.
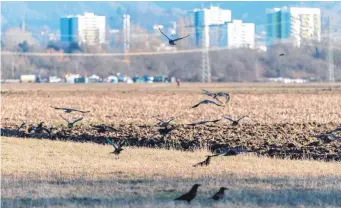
266 7 321 47
227 20 255 49
60 12 106 45
193 6 231 47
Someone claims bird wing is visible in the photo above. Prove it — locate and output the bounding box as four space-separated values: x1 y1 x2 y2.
209 119 221 123
73 109 90 113
208 100 223 106
237 114 249 122
223 116 234 122
72 117 83 124
159 28 170 40
173 34 190 42
106 138 121 150
202 89 213 96
190 102 202 109
51 106 64 110
60 115 70 123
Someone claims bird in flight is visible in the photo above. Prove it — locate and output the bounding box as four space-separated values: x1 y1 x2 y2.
193 155 213 167
51 106 90 114
106 138 124 155
279 53 285 56
174 184 201 204
60 115 83 128
222 114 249 126
187 119 221 126
153 116 177 128
202 89 231 104
210 187 228 201
190 100 224 109
16 121 26 132
159 28 189 45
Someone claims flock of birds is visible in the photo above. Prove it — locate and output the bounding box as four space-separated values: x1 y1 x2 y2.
14 88 252 204
12 29 340 203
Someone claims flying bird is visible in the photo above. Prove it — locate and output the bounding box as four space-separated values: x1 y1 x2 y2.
159 28 189 45
153 116 177 128
51 106 90 114
222 114 249 126
190 100 223 109
60 115 83 128
187 119 221 126
193 156 213 167
174 184 201 204
279 53 285 56
202 89 231 104
16 121 26 131
106 138 124 155
210 187 228 201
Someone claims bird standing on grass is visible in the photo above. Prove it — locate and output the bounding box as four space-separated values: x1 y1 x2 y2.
174 184 201 204
210 187 228 201
159 28 189 46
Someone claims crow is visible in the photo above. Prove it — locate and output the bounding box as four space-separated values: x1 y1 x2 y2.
60 115 83 128
210 187 228 201
16 121 26 131
159 28 189 46
28 122 45 133
153 116 177 128
193 156 213 167
187 119 221 126
106 138 124 155
190 100 223 109
51 106 90 114
222 114 249 126
174 184 201 204
202 89 231 104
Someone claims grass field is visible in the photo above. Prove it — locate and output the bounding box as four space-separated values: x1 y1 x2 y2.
1 83 341 207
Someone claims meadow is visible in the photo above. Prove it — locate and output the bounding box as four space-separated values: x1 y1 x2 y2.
1 82 341 207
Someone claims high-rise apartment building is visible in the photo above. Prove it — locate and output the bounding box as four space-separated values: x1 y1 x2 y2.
193 6 231 48
60 12 106 45
227 20 255 49
266 7 321 47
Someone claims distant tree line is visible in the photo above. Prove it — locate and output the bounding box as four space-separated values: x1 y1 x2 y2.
1 27 341 81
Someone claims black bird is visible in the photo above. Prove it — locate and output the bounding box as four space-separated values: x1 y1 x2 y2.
210 187 228 201
153 116 177 128
174 184 201 204
159 28 189 46
51 106 90 114
222 114 249 126
279 53 285 56
190 100 223 109
202 89 231 104
193 156 213 167
327 126 341 134
60 115 83 128
106 138 123 155
156 125 177 138
28 122 45 133
187 119 221 126
16 121 26 131
92 124 117 133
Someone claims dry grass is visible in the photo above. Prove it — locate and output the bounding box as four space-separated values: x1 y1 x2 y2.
2 138 341 208
1 83 341 126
